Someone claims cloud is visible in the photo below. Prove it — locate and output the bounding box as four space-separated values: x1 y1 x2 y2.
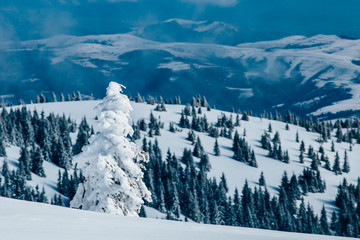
106 0 138 2
181 0 238 7
0 14 17 43
57 0 138 4
86 0 138 2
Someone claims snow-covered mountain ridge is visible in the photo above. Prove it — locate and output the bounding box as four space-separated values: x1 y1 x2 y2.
133 18 239 45
2 33 360 118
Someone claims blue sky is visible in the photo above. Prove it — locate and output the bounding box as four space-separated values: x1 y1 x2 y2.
0 0 360 41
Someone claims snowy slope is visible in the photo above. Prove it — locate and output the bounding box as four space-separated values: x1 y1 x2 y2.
0 196 353 240
3 145 68 203
2 33 360 118
238 35 360 116
9 100 360 219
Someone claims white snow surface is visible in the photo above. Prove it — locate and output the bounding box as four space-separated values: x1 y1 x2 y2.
0 196 353 240
163 18 207 28
157 61 191 71
8 100 360 220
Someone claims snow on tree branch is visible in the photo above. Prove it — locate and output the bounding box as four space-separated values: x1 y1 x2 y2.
70 81 151 216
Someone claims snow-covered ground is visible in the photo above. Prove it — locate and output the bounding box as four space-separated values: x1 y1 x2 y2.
7 100 360 219
0 196 353 240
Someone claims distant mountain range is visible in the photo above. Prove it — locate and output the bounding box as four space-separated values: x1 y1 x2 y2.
133 19 240 45
1 20 360 118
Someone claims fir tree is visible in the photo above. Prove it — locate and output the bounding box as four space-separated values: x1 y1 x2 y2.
52 92 57 102
330 211 337 231
332 152 342 175
31 146 46 177
139 206 147 218
299 150 304 164
187 130 196 144
272 131 281 144
73 117 91 155
193 137 204 158
18 146 32 180
259 172 266 186
235 114 240 127
307 145 314 158
249 150 257 168
53 138 72 169
336 122 343 143
179 111 190 128
154 103 167 112
296 131 299 142
199 153 211 172
283 150 290 164
76 91 82 101
260 131 271 150
300 140 305 152
324 155 331 170
0 138 6 157
148 128 153 137
213 139 220 156
181 148 194 166
241 112 249 121
289 174 301 200
72 92 77 101
169 123 176 133
342 151 350 173
70 82 151 216
39 93 46 103
320 205 330 235
310 155 319 171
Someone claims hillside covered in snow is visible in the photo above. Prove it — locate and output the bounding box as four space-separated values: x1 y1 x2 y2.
1 97 359 237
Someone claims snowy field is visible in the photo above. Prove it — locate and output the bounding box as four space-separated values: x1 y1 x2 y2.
6 100 359 219
0 196 353 240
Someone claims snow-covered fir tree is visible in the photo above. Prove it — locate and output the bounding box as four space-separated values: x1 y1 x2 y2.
213 139 220 156
70 82 151 216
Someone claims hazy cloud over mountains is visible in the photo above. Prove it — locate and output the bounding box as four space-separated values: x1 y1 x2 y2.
1 0 360 41
181 0 237 7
